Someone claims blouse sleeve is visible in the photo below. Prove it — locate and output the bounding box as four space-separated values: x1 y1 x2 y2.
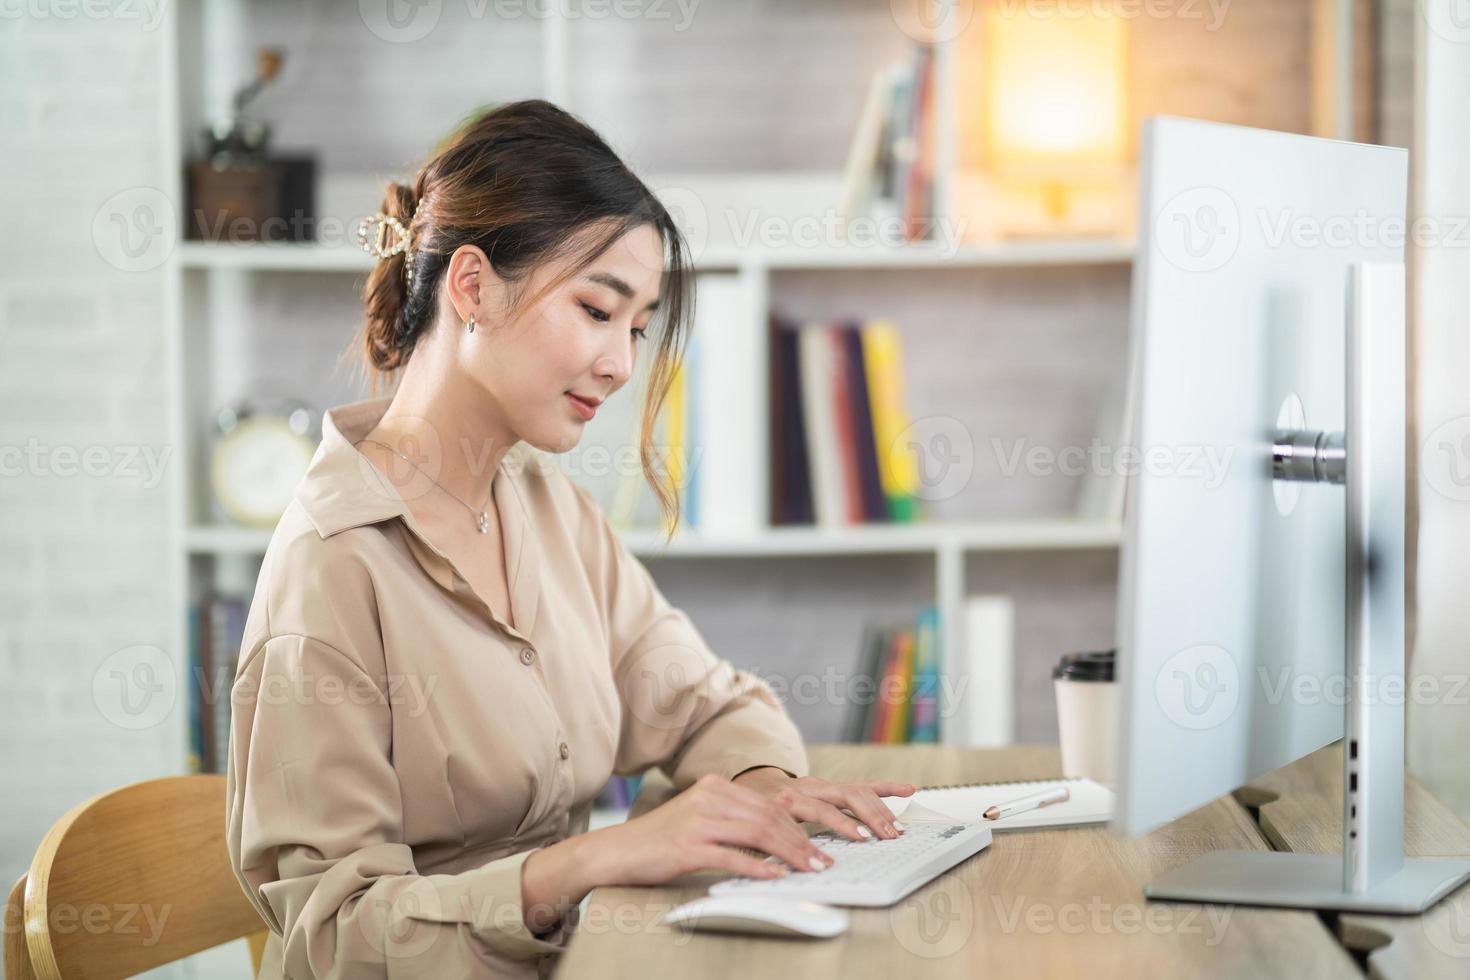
569 483 810 789
226 631 566 978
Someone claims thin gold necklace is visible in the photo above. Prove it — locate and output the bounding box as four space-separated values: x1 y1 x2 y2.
356 438 493 534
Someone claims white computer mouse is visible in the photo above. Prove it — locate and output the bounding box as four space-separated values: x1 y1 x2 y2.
662 895 851 938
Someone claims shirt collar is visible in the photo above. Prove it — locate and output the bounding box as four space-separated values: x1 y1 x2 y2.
295 395 542 640
296 396 413 539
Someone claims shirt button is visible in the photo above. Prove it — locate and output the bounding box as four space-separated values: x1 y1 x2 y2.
519 648 535 665
558 742 570 760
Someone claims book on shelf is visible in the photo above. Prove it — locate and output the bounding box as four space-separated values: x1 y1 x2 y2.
187 591 248 774
769 315 922 528
840 40 941 243
844 604 944 745
594 773 645 811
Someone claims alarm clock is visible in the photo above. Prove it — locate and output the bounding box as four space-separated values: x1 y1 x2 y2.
209 400 318 528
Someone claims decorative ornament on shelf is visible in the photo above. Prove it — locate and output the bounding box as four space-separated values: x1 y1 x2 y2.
185 46 318 244
209 399 318 529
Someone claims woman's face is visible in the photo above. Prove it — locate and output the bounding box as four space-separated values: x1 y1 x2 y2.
468 222 664 454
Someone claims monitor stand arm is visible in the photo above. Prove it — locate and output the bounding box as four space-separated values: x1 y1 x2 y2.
1145 261 1470 913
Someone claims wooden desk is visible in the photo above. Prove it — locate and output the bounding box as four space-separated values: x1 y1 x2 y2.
554 745 1360 978
1243 743 1470 980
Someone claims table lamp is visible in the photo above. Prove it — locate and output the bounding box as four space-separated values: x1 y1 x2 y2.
981 7 1129 235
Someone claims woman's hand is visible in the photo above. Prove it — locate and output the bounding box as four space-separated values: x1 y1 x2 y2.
730 766 917 841
586 773 840 887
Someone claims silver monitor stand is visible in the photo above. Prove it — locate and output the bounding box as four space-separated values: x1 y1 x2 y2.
1145 262 1470 913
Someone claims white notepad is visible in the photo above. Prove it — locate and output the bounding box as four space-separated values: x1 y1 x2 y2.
878 777 1114 831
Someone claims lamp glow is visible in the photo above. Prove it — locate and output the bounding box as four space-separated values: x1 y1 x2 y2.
982 9 1128 223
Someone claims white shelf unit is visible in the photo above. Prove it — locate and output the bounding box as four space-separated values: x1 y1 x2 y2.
178 238 1136 274
161 1 1133 775
187 518 1119 560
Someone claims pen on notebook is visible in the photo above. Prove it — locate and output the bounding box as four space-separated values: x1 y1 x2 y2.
983 786 1070 821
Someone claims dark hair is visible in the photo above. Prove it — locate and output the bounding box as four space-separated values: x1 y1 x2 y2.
353 99 695 535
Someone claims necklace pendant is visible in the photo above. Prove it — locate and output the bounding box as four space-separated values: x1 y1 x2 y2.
477 511 489 534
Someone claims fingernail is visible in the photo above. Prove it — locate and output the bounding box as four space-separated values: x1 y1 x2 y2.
808 855 825 871
857 825 874 839
893 820 907 832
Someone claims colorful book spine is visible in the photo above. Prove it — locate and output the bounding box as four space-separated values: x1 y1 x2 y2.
867 630 899 742
860 321 919 522
799 324 844 527
904 44 935 241
909 605 941 743
828 326 865 523
186 603 204 774
842 324 888 522
664 357 687 535
886 629 917 744
769 315 815 525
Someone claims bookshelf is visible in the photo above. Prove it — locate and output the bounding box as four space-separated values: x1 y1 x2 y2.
177 237 1135 274
186 519 1121 560
161 0 1160 797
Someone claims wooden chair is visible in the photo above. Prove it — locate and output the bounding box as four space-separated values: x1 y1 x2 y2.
4 775 269 980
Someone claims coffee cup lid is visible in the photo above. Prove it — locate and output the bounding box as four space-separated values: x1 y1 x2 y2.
1053 649 1116 682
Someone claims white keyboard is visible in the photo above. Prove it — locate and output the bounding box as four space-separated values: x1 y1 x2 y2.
707 821 993 907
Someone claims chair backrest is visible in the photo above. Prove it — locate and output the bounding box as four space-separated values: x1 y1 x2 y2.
17 775 268 980
6 874 39 980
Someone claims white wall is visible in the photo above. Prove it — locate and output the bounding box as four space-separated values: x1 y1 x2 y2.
0 0 182 948
1407 0 1470 822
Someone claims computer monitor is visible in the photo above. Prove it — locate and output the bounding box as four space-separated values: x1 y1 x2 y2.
1113 116 1470 912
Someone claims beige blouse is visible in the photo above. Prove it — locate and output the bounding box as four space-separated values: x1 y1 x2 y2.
225 396 809 980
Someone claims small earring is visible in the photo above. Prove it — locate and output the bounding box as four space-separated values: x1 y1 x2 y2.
466 314 476 333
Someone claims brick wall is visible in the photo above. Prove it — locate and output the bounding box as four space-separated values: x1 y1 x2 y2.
0 0 182 937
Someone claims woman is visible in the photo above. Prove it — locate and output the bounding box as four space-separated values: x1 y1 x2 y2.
225 99 915 980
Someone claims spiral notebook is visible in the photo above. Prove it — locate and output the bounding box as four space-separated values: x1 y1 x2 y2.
878 777 1114 831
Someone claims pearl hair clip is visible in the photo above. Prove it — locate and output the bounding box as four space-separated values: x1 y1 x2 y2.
355 208 418 286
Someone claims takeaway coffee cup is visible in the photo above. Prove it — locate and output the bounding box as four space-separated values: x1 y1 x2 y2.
1053 649 1117 786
